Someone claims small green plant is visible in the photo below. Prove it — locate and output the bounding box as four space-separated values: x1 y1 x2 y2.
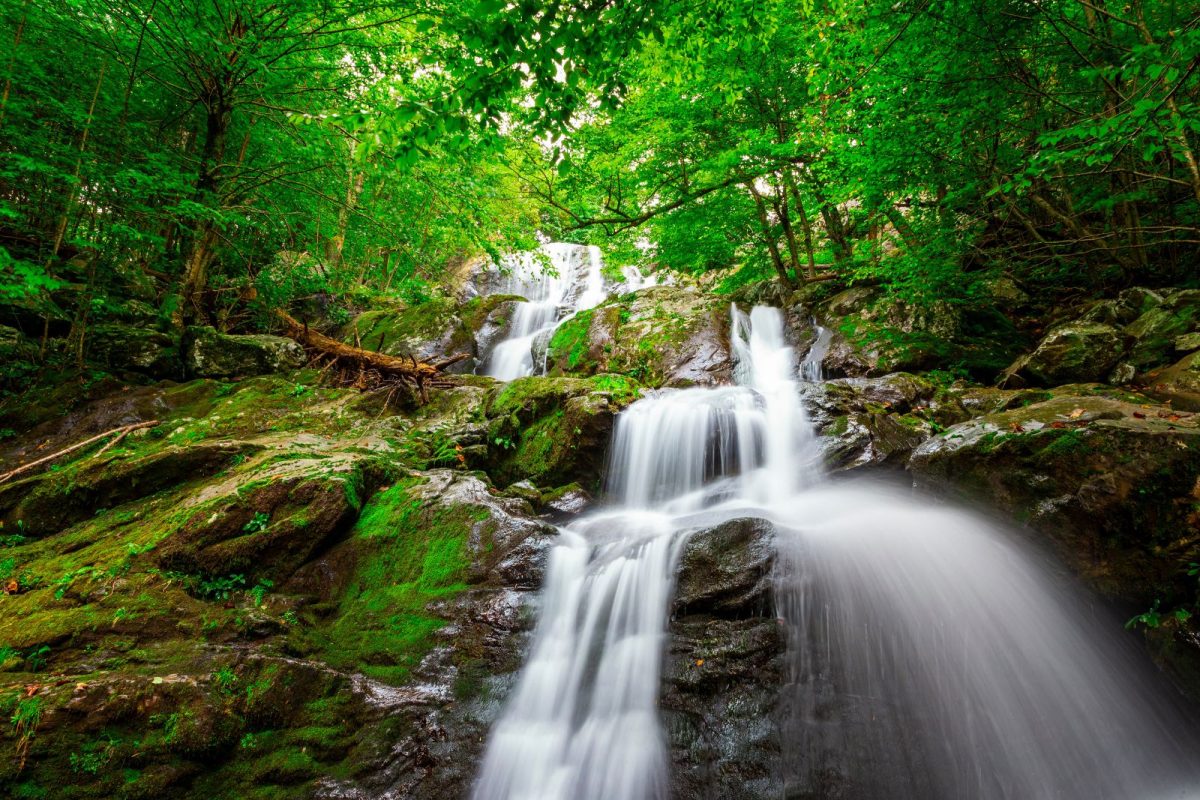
211 666 238 695
248 579 274 606
9 694 44 769
289 383 311 398
197 573 247 601
281 609 299 626
492 435 516 450
112 607 135 627
25 645 50 673
239 732 259 749
243 512 270 533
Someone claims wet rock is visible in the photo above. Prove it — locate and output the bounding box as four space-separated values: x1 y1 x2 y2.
664 516 785 800
675 517 776 615
909 394 1200 600
541 483 593 517
183 325 306 378
545 285 735 387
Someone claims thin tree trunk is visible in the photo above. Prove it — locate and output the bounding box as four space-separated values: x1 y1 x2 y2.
747 182 796 289
782 168 817 278
0 0 29 127
41 60 106 358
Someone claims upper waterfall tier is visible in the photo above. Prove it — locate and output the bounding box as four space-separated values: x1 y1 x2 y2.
475 243 654 381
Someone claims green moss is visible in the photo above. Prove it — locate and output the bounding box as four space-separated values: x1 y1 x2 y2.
547 309 595 370
1036 429 1090 459
294 479 473 684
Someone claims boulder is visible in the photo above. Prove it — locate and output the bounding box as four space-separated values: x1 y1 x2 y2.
183 326 306 378
802 373 970 470
343 294 520 375
1124 289 1200 370
85 323 181 378
909 394 1200 601
1011 322 1127 386
483 374 642 488
545 286 735 387
1143 351 1200 411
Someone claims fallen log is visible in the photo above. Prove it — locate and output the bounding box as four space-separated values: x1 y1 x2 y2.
275 310 469 402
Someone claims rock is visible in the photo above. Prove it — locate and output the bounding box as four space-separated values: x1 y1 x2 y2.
663 517 785 800
674 517 776 615
541 483 593 517
909 394 1200 601
1143 351 1200 411
1012 322 1127 385
483 375 642 488
1124 289 1200 370
1109 361 1137 385
85 323 181 378
0 440 260 538
153 452 385 583
344 295 520 375
545 285 735 387
1175 332 1200 353
802 374 969 470
183 326 306 378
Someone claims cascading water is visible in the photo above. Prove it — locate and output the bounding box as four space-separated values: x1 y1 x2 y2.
475 303 1200 800
482 243 619 381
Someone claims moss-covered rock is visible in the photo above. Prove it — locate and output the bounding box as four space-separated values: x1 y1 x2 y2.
1008 322 1128 386
182 326 305 379
909 394 1200 602
85 324 181 380
544 286 734 387
1124 289 1200 371
1143 350 1200 411
482 374 642 488
343 294 521 375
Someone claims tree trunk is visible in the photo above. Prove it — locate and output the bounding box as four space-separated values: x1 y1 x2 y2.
747 182 796 289
782 168 818 279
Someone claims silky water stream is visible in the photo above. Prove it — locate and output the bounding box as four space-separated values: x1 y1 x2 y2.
474 305 1200 800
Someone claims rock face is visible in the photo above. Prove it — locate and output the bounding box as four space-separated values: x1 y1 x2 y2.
909 393 1200 601
545 286 735 387
183 325 306 378
481 374 642 489
663 517 785 800
0 377 558 800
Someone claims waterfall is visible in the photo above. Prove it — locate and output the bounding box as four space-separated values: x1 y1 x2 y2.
482 243 631 381
474 304 1200 800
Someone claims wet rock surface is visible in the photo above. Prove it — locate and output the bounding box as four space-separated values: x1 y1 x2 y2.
183 325 306 378
663 517 785 800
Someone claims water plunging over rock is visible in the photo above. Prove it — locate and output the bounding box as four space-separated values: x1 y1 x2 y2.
474 304 1200 800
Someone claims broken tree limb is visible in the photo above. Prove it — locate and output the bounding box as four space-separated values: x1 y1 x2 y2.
0 419 159 485
274 310 469 400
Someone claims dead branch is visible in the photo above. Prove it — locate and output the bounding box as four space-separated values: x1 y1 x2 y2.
0 419 159 485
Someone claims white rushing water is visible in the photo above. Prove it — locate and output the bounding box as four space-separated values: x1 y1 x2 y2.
483 243 641 381
474 303 1200 800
